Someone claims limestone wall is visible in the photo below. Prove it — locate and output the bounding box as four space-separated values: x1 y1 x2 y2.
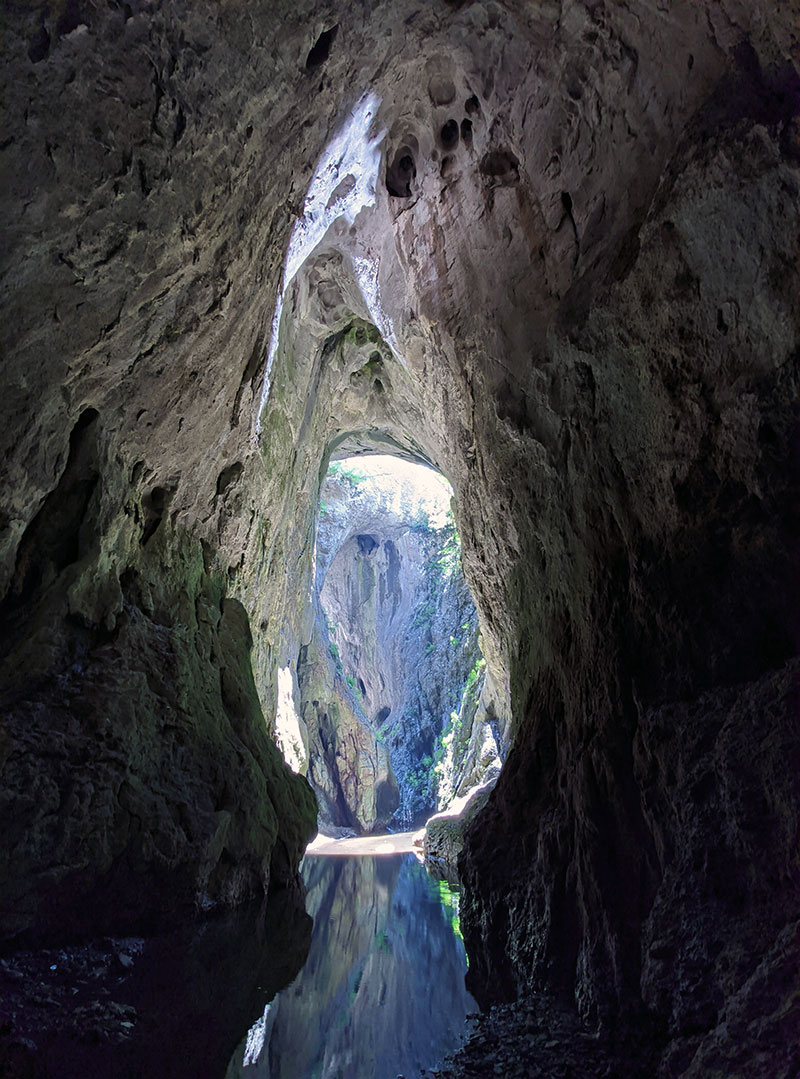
1 4 798 1070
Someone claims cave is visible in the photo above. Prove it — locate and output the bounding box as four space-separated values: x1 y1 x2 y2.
1 3 799 1078
288 454 499 838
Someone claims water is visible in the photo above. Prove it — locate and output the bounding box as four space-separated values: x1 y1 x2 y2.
226 853 476 1079
1 888 313 1079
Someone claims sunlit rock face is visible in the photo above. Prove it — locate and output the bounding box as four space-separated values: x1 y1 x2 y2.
295 599 401 834
294 463 504 833
1 0 799 1073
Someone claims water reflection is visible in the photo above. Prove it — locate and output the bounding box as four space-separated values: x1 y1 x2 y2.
0 889 311 1079
227 854 476 1079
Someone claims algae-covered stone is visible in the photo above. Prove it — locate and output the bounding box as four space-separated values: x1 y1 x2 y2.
0 517 316 940
424 779 496 883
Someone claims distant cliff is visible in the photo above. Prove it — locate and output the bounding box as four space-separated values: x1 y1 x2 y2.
279 465 506 834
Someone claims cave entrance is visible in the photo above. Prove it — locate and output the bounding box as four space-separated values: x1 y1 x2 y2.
290 452 500 835
250 88 508 840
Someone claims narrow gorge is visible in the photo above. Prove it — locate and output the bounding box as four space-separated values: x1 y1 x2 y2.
1 1 798 1077
281 457 503 840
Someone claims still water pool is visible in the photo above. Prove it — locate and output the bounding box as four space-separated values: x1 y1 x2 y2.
226 853 476 1079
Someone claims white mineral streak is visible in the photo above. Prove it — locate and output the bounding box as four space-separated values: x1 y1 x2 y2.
242 1003 271 1066
256 92 386 432
274 664 308 774
352 254 400 359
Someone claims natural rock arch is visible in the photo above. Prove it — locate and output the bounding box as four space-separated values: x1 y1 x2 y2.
1 2 799 1073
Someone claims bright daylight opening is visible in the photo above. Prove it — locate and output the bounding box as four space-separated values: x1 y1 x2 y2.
274 452 502 849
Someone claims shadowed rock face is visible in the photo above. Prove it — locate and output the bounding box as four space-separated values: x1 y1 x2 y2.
1 1 799 1073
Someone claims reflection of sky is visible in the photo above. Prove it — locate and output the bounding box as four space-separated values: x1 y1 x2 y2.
256 92 391 432
335 455 453 529
229 854 475 1077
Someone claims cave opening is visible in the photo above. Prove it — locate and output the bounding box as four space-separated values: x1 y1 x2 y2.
2 3 799 1076
274 451 503 838
238 448 489 1075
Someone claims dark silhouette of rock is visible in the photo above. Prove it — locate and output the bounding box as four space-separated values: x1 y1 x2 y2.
1 1 798 1074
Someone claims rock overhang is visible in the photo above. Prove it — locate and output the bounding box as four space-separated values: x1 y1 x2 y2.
1 3 798 1069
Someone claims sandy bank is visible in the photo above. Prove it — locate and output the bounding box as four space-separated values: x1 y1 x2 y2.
305 831 424 856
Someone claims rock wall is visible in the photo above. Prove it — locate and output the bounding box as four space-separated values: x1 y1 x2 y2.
296 468 504 832
0 0 336 939
455 104 800 1078
297 605 400 834
1 1 799 1073
0 408 316 941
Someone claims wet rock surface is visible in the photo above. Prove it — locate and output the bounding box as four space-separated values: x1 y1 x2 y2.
0 892 311 1079
1 0 799 1074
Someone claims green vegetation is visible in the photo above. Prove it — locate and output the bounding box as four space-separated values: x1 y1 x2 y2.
328 640 343 675
436 512 461 576
409 506 431 532
411 600 435 629
465 656 486 699
417 509 461 580
344 321 382 348
344 674 362 693
427 876 464 941
405 762 430 793
328 461 365 486
378 720 400 745
433 709 462 780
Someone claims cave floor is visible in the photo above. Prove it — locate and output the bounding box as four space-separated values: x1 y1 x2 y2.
429 994 659 1079
306 830 423 856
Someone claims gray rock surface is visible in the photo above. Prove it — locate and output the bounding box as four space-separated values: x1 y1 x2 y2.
295 466 504 832
1 1 799 1074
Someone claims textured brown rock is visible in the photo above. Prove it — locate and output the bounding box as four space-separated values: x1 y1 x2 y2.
1 1 799 1074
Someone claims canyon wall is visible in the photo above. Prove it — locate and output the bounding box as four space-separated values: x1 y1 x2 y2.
292 467 503 833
